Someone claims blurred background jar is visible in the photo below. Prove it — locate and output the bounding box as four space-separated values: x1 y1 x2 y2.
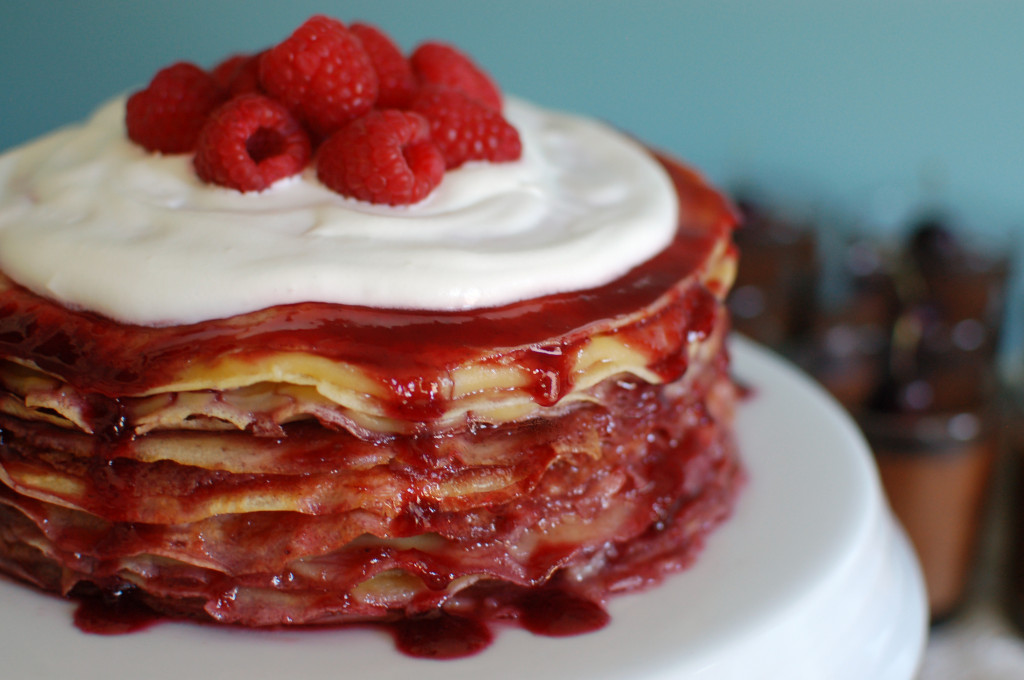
866 406 999 619
1008 384 1024 632
852 216 1009 620
862 373 1002 620
797 237 896 412
727 196 819 351
729 201 1014 621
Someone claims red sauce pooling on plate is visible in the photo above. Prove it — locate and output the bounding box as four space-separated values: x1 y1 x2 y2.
70 580 612 658
71 585 162 635
514 584 611 637
389 612 494 659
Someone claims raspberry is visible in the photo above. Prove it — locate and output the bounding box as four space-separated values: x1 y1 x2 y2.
212 55 248 88
211 52 264 97
410 42 502 110
259 15 378 138
317 110 444 205
125 62 225 153
410 87 521 169
351 22 416 109
194 94 311 192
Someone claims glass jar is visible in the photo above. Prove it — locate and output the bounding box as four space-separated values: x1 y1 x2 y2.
861 405 999 621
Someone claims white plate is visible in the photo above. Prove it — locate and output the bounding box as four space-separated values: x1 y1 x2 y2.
0 336 927 679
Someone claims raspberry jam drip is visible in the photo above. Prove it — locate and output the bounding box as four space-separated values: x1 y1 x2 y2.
388 613 494 659
382 584 610 658
70 584 162 635
69 580 610 659
513 585 611 637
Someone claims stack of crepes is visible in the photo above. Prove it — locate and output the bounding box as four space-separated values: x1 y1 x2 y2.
0 150 742 627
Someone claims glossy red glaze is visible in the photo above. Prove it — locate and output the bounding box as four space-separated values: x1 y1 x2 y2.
71 585 162 635
514 584 611 637
69 582 607 659
389 612 494 659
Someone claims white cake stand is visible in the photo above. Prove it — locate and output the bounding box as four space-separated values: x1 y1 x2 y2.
0 336 927 679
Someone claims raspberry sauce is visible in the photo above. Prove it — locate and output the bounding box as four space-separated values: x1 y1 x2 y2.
71 586 162 636
389 612 494 659
68 580 612 658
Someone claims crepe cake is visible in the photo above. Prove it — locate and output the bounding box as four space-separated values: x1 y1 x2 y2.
0 16 742 656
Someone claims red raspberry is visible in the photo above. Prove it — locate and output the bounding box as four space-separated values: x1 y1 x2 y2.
351 22 416 109
410 42 502 110
317 110 444 206
211 52 264 97
125 62 225 153
259 15 378 138
194 94 311 192
212 55 248 88
410 87 521 169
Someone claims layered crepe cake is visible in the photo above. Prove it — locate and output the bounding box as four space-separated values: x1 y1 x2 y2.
0 17 742 652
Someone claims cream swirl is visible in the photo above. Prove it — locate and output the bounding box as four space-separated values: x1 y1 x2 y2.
0 96 677 326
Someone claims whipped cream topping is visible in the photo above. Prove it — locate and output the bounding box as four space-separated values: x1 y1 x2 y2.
0 96 677 326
